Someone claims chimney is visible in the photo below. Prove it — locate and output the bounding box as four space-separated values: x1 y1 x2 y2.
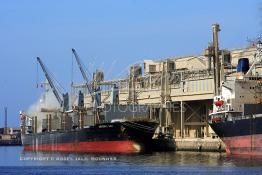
4 107 7 134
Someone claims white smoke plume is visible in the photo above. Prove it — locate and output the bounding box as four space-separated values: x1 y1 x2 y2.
25 83 61 132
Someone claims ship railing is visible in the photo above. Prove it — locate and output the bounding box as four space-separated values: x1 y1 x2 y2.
121 121 157 133
209 110 241 115
209 111 242 123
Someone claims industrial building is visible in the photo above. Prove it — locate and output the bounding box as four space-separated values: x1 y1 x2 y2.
72 24 258 141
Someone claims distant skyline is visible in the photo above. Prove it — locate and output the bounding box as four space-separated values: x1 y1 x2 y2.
0 0 261 127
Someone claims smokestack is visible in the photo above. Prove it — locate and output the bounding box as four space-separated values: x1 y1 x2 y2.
4 107 7 134
212 24 221 95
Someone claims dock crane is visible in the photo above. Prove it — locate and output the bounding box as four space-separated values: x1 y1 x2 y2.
71 48 101 123
71 49 93 93
71 48 100 107
37 57 69 111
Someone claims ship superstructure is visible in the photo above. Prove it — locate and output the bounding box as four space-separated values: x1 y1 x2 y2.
209 40 262 155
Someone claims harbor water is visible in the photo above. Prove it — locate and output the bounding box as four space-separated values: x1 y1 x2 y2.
1 146 262 174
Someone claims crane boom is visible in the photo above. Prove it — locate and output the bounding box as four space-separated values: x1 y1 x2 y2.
37 57 63 107
71 49 98 105
71 49 101 124
72 49 89 84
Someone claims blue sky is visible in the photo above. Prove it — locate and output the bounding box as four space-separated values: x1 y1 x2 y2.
0 0 261 127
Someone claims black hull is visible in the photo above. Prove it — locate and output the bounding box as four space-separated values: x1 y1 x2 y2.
209 117 262 137
0 134 21 146
0 140 21 146
209 116 262 155
22 121 158 153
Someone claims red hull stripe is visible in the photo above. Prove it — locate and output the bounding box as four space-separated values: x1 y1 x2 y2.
222 134 262 156
24 140 141 153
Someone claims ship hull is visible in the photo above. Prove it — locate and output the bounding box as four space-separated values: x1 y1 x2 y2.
24 140 139 153
0 134 21 146
209 117 262 156
22 121 158 154
222 134 262 156
0 140 21 146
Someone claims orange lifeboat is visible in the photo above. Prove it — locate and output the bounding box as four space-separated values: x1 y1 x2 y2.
214 100 224 106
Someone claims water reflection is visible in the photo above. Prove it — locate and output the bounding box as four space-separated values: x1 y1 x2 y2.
224 155 262 167
1 146 262 167
20 149 262 167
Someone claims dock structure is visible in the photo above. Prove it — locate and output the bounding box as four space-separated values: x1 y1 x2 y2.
72 46 256 138
71 24 259 151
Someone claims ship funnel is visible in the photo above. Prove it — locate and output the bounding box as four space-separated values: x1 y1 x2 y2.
237 58 249 74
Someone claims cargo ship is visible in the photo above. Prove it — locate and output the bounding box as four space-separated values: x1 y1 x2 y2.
20 94 159 154
0 128 21 146
21 118 158 153
21 56 159 153
0 108 21 146
209 41 262 155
